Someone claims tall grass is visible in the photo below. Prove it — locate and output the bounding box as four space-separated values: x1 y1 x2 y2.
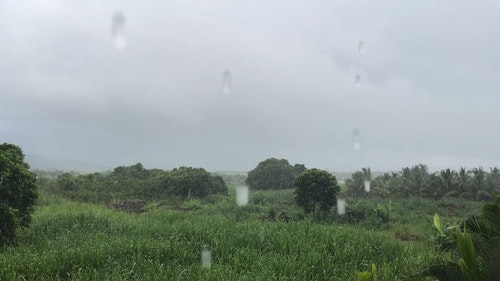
0 196 435 280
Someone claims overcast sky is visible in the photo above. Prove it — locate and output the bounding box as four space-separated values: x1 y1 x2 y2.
1 0 500 172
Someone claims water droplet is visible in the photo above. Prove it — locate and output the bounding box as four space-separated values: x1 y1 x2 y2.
337 198 346 215
222 69 231 93
352 129 361 151
236 185 249 206
355 74 362 88
111 12 127 50
364 180 371 192
358 41 365 55
201 248 212 269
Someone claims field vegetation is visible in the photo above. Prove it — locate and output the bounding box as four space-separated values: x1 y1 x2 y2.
1 154 499 280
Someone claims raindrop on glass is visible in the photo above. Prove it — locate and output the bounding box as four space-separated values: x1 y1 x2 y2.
352 129 361 151
364 180 371 192
201 248 212 269
355 74 362 88
222 69 231 93
358 40 365 55
337 198 346 215
236 185 249 206
111 12 127 50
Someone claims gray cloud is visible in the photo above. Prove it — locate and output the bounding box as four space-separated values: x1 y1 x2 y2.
1 0 499 172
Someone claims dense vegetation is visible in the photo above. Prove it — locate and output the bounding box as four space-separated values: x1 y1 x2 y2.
2 150 499 280
344 165 500 201
246 158 306 190
1 184 494 280
0 143 37 246
40 163 227 203
414 197 500 280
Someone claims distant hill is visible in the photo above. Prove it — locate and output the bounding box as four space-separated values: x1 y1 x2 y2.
25 154 111 173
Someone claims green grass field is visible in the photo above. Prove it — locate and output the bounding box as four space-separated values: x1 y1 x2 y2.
0 188 481 280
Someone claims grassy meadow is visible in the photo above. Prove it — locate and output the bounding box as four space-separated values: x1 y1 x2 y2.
0 185 482 280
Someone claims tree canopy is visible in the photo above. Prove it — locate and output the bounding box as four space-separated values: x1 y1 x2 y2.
348 165 500 200
294 168 340 215
47 163 228 202
163 166 227 199
246 158 306 190
0 143 37 246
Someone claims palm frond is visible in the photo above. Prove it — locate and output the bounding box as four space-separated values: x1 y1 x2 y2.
480 201 500 231
411 258 465 281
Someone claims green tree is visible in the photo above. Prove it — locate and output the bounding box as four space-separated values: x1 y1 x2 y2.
380 172 404 196
111 163 150 179
486 167 500 194
400 164 430 196
0 143 37 246
163 167 227 199
470 167 486 196
430 169 458 198
246 158 305 190
345 171 365 196
345 168 372 196
294 169 340 216
457 167 472 194
293 164 307 176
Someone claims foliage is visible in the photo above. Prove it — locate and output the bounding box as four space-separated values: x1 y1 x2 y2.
246 158 306 190
163 166 228 199
356 264 377 281
344 168 371 196
294 169 340 216
351 165 500 201
0 143 37 246
373 201 393 224
212 172 247 187
414 196 500 280
41 164 228 203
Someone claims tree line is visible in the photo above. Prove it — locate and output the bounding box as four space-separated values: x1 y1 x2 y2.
41 163 228 203
345 165 500 200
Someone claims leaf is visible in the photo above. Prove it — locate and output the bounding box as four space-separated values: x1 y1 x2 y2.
455 226 478 279
371 263 377 280
434 213 444 236
355 271 372 281
413 259 465 281
481 202 500 231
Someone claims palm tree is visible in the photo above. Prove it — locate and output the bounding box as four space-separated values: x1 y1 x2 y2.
470 167 487 196
361 167 372 181
486 167 500 194
400 164 430 196
430 169 458 198
457 167 472 194
345 170 366 196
